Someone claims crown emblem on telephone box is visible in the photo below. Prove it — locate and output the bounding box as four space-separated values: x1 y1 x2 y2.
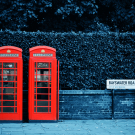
7 50 11 53
41 49 45 53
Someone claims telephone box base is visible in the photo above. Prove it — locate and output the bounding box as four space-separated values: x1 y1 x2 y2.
0 120 22 123
29 120 58 123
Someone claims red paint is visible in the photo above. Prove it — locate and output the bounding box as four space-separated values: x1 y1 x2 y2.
0 46 23 121
28 46 59 121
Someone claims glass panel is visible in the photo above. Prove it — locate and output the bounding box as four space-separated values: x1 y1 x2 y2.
38 82 50 87
15 101 17 106
37 95 48 100
37 63 49 68
34 94 36 99
48 94 51 100
34 107 36 112
37 88 50 93
3 69 17 75
34 101 36 106
0 63 2 68
49 83 51 87
0 95 1 100
3 76 17 81
0 88 1 93
0 101 1 106
37 82 48 87
3 63 16 68
35 69 36 74
0 76 2 81
15 95 17 100
37 74 42 81
3 82 17 87
34 88 36 93
35 75 50 81
15 107 17 112
0 107 1 112
0 82 2 87
35 63 36 68
3 101 14 106
3 107 14 112
37 69 50 74
0 69 2 74
42 75 49 81
50 70 51 74
37 107 48 112
37 101 51 106
50 63 51 68
3 88 16 93
49 107 51 112
3 95 14 100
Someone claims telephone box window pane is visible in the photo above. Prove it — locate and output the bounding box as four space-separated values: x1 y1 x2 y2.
37 88 50 93
49 107 51 112
3 76 17 81
0 69 2 74
37 95 48 100
0 107 1 112
3 82 17 87
3 63 15 68
3 95 14 100
0 76 2 81
15 107 17 112
35 63 36 68
37 82 48 87
0 82 1 87
3 69 17 75
37 107 48 112
42 76 49 81
36 75 42 81
37 63 49 68
3 88 16 93
37 101 51 106
0 96 1 100
0 101 1 106
50 63 51 68
34 101 36 106
37 69 50 75
34 95 36 99
3 107 14 112
15 101 17 106
34 107 36 112
0 88 1 93
34 88 36 93
3 101 14 106
36 75 50 81
15 95 17 100
0 63 2 68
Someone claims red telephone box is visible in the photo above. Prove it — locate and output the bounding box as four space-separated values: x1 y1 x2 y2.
28 46 59 121
0 46 23 121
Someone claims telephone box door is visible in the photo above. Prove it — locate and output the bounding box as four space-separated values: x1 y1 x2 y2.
29 46 59 121
0 46 23 121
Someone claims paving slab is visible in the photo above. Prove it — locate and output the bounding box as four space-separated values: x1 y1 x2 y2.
0 120 134 135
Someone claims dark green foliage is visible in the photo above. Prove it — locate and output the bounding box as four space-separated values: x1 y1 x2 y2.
0 31 135 90
1 0 134 32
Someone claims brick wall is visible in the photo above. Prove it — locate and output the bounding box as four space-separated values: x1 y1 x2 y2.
59 90 135 119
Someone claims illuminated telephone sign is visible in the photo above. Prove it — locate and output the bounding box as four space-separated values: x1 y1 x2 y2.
0 46 23 121
28 46 59 121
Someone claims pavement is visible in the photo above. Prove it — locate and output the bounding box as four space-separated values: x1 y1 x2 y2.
0 120 135 135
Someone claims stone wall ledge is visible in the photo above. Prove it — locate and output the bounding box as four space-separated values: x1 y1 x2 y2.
59 90 135 95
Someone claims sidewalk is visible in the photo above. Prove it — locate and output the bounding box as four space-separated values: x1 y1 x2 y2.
0 120 135 135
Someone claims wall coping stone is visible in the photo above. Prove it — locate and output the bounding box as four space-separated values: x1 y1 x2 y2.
59 90 135 94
